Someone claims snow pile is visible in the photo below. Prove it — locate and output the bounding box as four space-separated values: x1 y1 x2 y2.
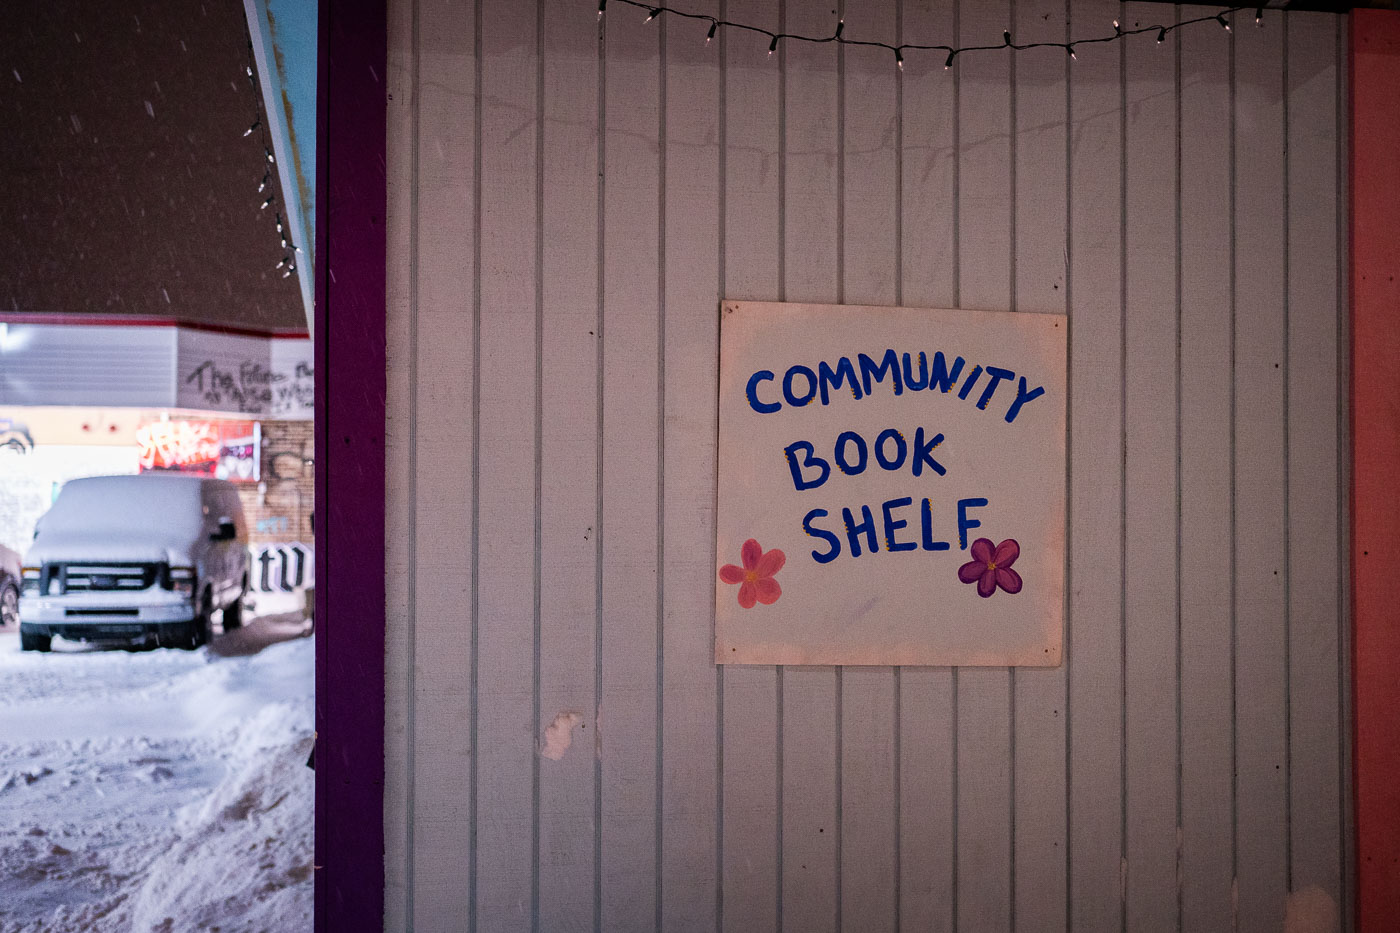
0 623 313 932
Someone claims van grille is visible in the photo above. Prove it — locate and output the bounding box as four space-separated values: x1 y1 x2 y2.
55 564 160 594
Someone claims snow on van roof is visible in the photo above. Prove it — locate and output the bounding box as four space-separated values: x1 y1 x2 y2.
65 473 214 488
41 474 215 533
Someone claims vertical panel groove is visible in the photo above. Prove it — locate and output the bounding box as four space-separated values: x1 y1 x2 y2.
836 0 845 307
952 0 961 305
774 6 786 930
833 4 845 932
1062 0 1074 927
950 2 961 925
656 13 668 932
1227 25 1238 924
1281 17 1292 897
405 0 421 926
1333 18 1349 929
776 667 785 932
593 11 607 933
1117 9 1128 929
892 2 904 926
531 3 545 929
1007 4 1019 930
951 667 959 930
715 4 727 929
1173 9 1184 932
469 1 484 928
833 666 841 933
1009 0 1018 315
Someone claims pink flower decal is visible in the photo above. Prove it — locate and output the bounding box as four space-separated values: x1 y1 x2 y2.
719 538 785 609
958 537 1023 598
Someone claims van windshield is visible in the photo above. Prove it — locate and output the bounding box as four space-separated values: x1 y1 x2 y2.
41 476 207 540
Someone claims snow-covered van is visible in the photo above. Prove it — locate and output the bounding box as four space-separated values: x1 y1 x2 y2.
18 474 250 652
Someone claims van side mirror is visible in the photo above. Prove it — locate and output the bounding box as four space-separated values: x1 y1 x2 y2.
213 519 238 541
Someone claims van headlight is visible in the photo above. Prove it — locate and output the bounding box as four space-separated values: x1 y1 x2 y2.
167 566 196 597
20 567 40 596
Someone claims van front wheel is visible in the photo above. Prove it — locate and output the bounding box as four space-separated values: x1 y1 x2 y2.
20 630 51 652
222 582 246 631
175 593 213 650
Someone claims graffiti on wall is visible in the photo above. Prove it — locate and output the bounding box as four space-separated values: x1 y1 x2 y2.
256 516 290 535
257 422 312 537
0 418 34 454
182 360 313 417
136 420 260 482
249 542 313 593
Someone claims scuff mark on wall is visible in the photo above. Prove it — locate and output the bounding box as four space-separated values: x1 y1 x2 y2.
540 711 584 762
1282 885 1338 933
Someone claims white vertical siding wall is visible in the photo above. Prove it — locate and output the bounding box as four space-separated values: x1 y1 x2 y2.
383 1 1350 930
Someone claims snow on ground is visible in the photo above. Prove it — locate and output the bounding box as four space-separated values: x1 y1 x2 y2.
0 602 314 933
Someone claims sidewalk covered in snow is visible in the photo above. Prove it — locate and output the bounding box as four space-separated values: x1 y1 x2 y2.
0 610 313 932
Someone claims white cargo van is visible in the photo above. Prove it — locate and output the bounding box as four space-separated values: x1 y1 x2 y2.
18 474 250 651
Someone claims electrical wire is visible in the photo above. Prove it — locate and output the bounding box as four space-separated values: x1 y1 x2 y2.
598 0 1255 70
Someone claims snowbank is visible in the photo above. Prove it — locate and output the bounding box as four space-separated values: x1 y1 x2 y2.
0 621 313 932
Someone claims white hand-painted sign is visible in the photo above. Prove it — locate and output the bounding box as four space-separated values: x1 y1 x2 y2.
177 331 313 419
715 302 1066 666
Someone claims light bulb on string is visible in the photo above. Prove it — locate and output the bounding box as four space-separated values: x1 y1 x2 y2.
477 1 1270 79
261 196 274 210
243 120 259 137
265 149 275 164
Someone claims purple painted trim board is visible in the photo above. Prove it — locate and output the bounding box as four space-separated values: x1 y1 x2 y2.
315 1 387 930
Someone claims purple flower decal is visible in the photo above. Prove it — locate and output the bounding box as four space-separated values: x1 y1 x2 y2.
958 538 1022 598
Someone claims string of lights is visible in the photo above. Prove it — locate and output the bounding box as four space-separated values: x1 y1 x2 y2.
598 1 1259 68
239 32 300 279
